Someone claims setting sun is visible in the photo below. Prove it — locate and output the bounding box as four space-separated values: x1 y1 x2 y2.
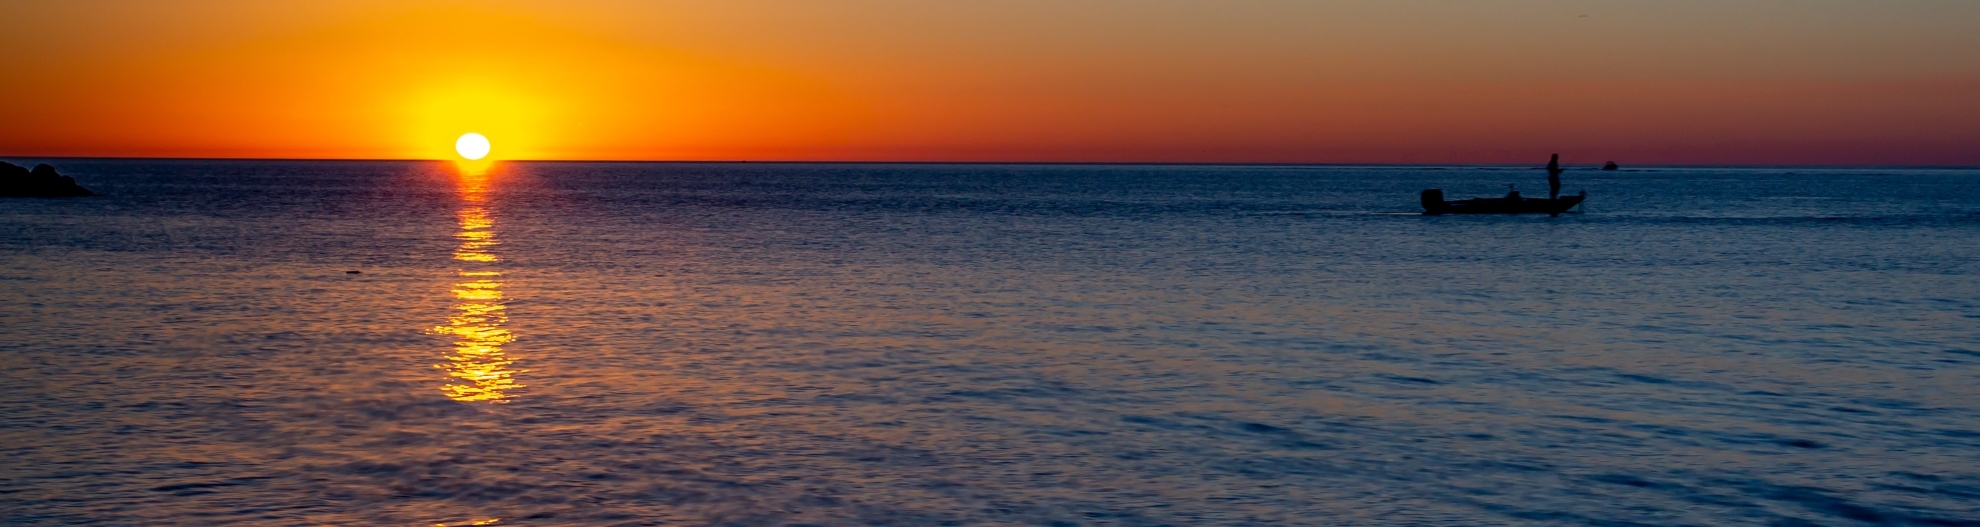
455 133 490 160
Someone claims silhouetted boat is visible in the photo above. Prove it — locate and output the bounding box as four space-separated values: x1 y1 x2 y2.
1420 188 1584 216
1420 154 1586 216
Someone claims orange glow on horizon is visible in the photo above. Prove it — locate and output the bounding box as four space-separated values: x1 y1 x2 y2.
454 159 495 177
1 1 1976 165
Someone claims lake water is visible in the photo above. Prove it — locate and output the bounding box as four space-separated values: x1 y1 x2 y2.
3 160 1978 526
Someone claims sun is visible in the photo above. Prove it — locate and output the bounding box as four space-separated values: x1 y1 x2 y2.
455 133 491 160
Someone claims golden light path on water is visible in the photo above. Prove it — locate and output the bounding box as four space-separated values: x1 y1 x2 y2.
431 165 523 403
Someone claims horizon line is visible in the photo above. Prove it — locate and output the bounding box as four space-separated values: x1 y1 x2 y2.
2 155 1976 171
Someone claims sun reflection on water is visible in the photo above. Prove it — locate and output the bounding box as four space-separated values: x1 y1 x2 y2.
432 519 503 526
431 168 523 403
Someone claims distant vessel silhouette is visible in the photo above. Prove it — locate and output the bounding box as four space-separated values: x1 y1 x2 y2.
1420 154 1585 216
1603 161 1619 171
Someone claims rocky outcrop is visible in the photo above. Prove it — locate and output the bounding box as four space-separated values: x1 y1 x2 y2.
1 162 95 197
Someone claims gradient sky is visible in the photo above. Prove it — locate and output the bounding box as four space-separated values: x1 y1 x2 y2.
4 0 1977 165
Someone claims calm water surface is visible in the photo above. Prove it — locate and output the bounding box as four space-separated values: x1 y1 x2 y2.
3 160 1978 525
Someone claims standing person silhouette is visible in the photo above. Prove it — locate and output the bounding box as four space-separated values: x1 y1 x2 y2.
1546 153 1564 199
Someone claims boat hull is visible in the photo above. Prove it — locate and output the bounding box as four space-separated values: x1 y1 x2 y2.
1421 189 1583 216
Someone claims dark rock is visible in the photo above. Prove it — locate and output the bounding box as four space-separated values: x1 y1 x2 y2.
1 161 95 197
1602 161 1620 171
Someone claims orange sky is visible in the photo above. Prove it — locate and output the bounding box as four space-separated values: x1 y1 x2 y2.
3 0 1978 165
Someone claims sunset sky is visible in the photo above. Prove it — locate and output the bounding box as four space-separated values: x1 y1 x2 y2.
4 1 1977 165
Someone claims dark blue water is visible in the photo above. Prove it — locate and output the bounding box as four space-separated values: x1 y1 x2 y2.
3 160 1978 525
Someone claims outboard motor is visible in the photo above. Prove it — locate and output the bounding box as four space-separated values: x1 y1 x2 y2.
1420 189 1447 215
